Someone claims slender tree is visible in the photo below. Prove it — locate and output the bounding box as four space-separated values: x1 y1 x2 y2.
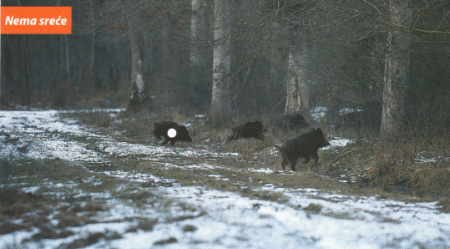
285 26 309 115
128 30 146 112
89 0 97 90
380 0 412 137
211 0 231 125
190 0 207 108
263 1 313 116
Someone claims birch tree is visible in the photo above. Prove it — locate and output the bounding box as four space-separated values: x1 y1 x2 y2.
211 0 231 125
128 30 146 112
89 0 97 90
285 27 309 115
380 0 412 137
190 0 207 108
264 1 312 116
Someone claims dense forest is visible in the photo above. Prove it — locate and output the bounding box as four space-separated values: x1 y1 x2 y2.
2 0 450 135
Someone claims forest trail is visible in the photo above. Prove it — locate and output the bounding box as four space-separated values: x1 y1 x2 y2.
1 109 449 249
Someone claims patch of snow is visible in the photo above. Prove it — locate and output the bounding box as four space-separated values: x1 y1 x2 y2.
102 170 175 184
339 107 363 115
416 156 450 164
322 137 354 150
310 106 328 122
2 109 450 248
0 228 39 249
21 186 40 194
142 185 450 249
247 168 276 174
97 139 175 158
28 139 105 163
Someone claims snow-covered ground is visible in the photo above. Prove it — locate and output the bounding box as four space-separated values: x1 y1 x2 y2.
1 110 450 249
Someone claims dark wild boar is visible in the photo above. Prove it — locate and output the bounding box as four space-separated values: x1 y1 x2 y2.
226 121 265 143
275 128 330 171
153 121 192 145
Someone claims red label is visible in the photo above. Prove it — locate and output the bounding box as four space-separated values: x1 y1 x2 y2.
1 7 72 34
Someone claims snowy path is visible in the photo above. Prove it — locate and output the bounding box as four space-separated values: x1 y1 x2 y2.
1 110 450 249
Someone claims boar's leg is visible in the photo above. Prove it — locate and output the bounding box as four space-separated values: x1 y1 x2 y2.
278 149 290 171
258 133 265 141
162 138 170 145
290 158 298 171
312 150 319 163
281 159 288 171
302 154 310 164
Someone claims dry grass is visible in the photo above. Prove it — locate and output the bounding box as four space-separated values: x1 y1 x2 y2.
93 111 450 193
366 136 450 195
62 109 450 198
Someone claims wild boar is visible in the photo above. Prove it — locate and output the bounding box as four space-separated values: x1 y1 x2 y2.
153 121 192 145
226 121 265 143
276 128 330 171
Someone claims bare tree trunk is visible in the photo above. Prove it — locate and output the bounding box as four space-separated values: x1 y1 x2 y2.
128 31 146 112
159 18 169 89
190 0 206 108
89 0 97 90
369 36 385 101
90 31 97 89
269 21 288 98
20 35 31 106
211 0 231 125
380 0 412 137
191 0 205 67
285 28 309 115
65 36 71 86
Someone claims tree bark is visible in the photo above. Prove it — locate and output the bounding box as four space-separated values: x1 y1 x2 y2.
20 35 31 106
89 0 97 90
269 21 288 99
128 31 146 112
380 0 412 137
64 36 71 86
190 0 206 108
285 27 309 115
211 0 231 125
368 36 385 101
191 0 206 67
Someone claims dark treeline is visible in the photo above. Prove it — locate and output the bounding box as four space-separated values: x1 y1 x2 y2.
2 0 131 108
1 0 450 135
